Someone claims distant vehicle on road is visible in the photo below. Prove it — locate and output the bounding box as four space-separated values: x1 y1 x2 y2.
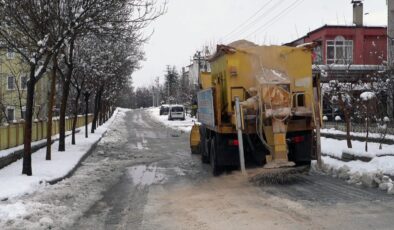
168 105 185 120
160 104 170 115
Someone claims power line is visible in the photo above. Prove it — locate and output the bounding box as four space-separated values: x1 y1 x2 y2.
245 0 304 40
245 0 305 42
223 0 286 43
224 0 286 43
221 0 276 41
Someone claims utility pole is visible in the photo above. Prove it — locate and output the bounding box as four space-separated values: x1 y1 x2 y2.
388 0 394 67
194 51 202 88
152 86 155 107
154 77 160 106
167 80 170 104
388 0 394 117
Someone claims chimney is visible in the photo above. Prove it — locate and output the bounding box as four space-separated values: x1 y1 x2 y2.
352 0 363 26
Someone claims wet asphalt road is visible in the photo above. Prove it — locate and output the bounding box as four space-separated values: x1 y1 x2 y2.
73 109 394 230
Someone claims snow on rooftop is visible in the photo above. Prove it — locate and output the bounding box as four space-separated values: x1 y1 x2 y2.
313 64 385 71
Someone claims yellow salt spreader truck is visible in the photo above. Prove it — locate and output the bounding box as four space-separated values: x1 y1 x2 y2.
190 40 321 181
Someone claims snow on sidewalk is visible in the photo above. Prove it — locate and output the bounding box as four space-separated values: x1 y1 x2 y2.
0 139 47 159
321 137 394 176
321 137 394 159
0 129 76 160
319 136 394 194
147 107 198 132
0 108 128 201
321 127 394 141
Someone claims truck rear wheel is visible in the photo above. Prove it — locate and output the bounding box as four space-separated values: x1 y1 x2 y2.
199 126 210 163
287 130 313 166
210 137 220 176
200 141 210 163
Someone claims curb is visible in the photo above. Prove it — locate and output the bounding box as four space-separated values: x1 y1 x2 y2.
322 152 373 162
47 133 105 185
46 110 118 185
321 132 394 145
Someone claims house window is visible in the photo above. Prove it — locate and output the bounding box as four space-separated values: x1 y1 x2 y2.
6 107 15 121
20 75 28 90
326 36 353 64
21 106 26 120
6 48 15 59
313 45 323 64
7 76 15 90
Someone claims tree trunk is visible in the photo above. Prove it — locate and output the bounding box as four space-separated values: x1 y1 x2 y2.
91 93 98 133
379 125 387 150
46 57 57 160
365 117 369 152
22 73 36 176
71 89 81 145
99 104 103 126
91 90 101 133
105 105 108 122
58 77 71 151
97 91 102 127
84 92 90 138
344 110 352 148
338 93 352 148
99 101 105 125
58 39 75 151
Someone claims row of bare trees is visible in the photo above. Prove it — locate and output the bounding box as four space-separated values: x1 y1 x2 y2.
322 71 391 151
129 65 199 109
0 0 165 175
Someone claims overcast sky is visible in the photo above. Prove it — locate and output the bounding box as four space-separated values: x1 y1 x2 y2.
132 0 387 88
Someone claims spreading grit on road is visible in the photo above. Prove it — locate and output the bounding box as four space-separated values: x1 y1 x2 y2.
0 109 394 230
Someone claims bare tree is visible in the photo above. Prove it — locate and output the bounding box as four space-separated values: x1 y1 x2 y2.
54 0 165 151
323 79 354 148
359 91 378 152
0 0 165 175
46 57 57 160
0 1 66 175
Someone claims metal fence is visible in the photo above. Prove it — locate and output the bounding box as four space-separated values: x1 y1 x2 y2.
0 115 93 151
323 121 394 135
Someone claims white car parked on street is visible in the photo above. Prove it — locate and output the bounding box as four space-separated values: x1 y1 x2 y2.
168 105 185 120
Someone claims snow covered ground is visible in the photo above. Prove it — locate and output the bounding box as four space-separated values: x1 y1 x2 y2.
320 135 394 194
0 139 47 159
147 107 197 132
0 129 77 159
321 127 394 141
0 108 135 229
320 128 394 177
0 108 125 201
321 137 394 160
